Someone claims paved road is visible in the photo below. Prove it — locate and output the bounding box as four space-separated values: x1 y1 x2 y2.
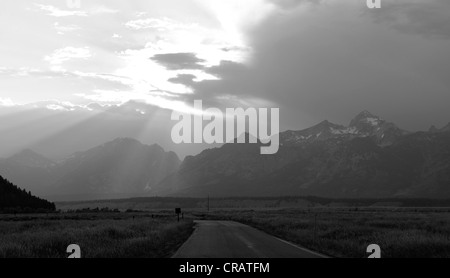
173 220 326 258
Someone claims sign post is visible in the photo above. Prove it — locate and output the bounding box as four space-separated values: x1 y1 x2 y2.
175 208 181 222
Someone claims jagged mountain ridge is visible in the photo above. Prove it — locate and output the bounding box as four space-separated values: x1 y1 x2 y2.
429 122 450 133
282 110 408 146
2 111 450 200
152 111 450 198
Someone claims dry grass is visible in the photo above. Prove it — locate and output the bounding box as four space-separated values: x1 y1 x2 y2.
200 208 450 258
0 212 194 258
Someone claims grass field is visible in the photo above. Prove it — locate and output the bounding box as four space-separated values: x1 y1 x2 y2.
2 198 450 258
198 208 450 258
0 212 194 258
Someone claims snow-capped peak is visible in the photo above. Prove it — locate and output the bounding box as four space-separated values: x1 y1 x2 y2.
282 111 406 146
349 110 382 127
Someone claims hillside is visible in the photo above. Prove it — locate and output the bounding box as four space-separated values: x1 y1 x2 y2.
0 175 55 212
0 138 181 201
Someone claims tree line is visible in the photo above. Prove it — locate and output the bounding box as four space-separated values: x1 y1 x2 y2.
0 175 55 212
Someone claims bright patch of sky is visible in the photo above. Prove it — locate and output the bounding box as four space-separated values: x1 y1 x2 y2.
0 0 275 112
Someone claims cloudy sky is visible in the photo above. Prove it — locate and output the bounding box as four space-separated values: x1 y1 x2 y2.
1 0 450 158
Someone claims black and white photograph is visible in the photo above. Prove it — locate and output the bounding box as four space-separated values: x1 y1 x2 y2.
1 0 450 266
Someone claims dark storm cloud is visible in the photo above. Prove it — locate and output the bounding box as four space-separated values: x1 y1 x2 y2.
162 60 266 111
187 61 258 104
165 61 256 107
174 0 450 132
168 74 196 86
206 61 249 79
150 52 206 70
367 0 450 40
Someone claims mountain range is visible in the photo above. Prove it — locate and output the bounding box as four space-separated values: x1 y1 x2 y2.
1 111 450 201
151 111 450 199
0 138 180 201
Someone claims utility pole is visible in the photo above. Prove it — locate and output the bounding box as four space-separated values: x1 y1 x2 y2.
313 213 318 246
207 195 210 212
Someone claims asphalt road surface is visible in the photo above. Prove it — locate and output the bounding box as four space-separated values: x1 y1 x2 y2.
173 220 327 258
